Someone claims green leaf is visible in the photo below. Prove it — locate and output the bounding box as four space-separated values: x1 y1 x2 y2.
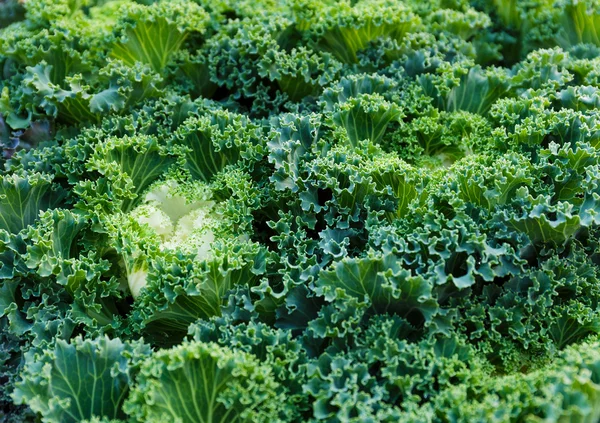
316 252 438 323
267 113 327 192
308 0 419 63
322 74 402 146
88 135 176 212
555 0 600 49
111 0 208 73
124 341 284 423
332 93 402 146
498 189 600 245
0 173 67 234
420 64 511 115
89 86 126 114
23 64 108 124
367 153 421 220
134 241 268 346
25 209 87 278
13 336 147 423
173 110 260 182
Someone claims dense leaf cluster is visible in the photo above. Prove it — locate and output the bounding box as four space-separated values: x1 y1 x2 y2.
3 0 600 421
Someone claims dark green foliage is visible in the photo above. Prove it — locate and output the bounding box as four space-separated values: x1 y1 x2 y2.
3 0 600 422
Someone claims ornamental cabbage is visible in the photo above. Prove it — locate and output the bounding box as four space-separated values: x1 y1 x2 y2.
4 0 600 422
